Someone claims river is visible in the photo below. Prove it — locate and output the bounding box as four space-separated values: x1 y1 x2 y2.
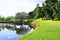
0 23 33 40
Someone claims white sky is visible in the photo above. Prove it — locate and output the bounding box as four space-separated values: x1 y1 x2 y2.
0 0 45 17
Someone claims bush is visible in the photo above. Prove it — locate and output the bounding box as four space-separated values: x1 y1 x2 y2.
53 18 59 21
31 19 40 29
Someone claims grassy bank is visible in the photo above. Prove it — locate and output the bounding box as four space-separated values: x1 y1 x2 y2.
18 19 60 40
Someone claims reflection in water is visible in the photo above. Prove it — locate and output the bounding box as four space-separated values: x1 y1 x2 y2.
0 23 34 40
15 25 31 34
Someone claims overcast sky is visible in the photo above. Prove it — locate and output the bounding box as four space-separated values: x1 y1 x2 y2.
0 0 45 17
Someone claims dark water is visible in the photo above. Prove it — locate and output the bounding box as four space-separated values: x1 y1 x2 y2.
0 23 31 40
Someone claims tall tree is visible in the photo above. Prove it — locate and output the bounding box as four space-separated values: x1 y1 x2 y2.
28 11 33 19
15 12 28 20
28 4 42 19
15 12 28 24
43 0 58 20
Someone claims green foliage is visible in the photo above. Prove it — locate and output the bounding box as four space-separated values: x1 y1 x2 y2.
5 16 15 22
31 19 40 29
15 12 28 20
28 11 33 19
0 16 15 22
15 12 28 24
0 16 5 22
28 4 43 19
28 0 60 20
42 0 60 20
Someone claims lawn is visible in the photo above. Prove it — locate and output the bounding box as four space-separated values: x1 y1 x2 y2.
18 19 60 40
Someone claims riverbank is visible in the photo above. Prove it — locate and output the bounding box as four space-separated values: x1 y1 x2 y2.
18 19 60 40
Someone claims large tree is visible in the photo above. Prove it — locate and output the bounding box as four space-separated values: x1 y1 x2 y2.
15 12 28 20
15 12 28 24
43 0 59 20
28 4 43 19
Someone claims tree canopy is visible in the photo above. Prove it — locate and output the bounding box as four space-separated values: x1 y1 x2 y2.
28 0 60 20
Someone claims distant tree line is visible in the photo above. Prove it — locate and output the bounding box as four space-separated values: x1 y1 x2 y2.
0 16 15 22
0 12 28 24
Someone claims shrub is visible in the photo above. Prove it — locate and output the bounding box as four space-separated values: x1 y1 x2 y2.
53 18 59 21
31 19 40 29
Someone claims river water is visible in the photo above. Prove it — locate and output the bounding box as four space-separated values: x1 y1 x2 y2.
0 23 33 40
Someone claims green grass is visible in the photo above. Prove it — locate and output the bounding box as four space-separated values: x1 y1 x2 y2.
18 19 60 40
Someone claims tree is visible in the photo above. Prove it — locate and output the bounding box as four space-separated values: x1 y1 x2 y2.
43 0 58 20
0 16 5 22
5 16 15 22
15 12 28 20
28 4 43 19
28 0 60 20
28 11 33 19
33 4 41 19
15 12 28 24
55 1 60 20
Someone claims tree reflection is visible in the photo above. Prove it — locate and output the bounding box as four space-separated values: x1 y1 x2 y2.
0 24 31 35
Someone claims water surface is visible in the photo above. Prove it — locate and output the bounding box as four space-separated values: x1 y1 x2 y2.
0 23 31 40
